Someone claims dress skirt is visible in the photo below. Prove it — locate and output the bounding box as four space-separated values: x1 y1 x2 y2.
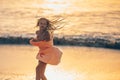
36 46 63 65
29 38 63 65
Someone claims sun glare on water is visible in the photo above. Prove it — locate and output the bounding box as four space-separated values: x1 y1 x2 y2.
45 0 65 2
34 0 70 15
44 0 70 14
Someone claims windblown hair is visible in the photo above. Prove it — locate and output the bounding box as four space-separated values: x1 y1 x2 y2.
36 17 65 31
36 17 65 41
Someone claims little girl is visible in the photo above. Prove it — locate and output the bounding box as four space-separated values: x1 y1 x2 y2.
29 18 63 80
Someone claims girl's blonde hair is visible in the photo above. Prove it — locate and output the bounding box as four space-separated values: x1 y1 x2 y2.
36 17 65 31
36 17 65 41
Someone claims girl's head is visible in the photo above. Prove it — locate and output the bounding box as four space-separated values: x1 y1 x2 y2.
36 17 65 31
36 18 51 31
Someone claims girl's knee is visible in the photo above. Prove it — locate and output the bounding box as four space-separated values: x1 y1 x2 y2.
36 61 47 79
39 73 44 77
36 65 41 72
36 65 43 73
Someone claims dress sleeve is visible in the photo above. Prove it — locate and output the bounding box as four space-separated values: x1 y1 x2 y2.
29 38 41 46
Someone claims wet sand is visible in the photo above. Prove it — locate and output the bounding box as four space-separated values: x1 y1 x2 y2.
0 45 120 80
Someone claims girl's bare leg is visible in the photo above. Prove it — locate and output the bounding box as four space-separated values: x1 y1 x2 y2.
40 61 47 80
36 61 47 80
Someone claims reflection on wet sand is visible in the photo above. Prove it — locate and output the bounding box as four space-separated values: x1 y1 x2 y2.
0 45 120 80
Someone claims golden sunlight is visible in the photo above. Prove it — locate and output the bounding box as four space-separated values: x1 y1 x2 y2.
40 0 70 14
45 0 65 3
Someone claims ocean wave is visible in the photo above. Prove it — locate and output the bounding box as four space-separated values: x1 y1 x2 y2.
0 33 120 49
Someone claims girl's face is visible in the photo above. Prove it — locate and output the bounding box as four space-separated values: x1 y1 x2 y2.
38 19 47 30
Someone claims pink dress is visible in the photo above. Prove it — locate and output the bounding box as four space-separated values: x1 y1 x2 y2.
29 38 63 65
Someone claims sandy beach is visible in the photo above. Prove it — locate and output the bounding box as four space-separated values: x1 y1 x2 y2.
0 45 120 80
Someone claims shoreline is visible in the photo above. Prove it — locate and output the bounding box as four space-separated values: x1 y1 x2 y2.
0 34 120 49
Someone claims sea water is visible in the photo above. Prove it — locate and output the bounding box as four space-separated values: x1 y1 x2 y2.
0 0 120 36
